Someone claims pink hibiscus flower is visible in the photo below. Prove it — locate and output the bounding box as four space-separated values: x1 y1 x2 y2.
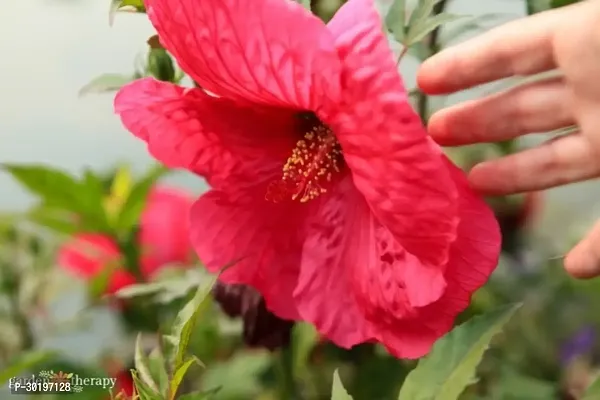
114 0 501 358
58 186 194 294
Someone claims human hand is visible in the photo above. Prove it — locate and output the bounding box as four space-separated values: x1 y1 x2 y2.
417 0 600 278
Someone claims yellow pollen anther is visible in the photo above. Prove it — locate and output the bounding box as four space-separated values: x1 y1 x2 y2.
266 123 344 203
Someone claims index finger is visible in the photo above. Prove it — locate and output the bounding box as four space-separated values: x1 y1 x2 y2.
416 4 582 95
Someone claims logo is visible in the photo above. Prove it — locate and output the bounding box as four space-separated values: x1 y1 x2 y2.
49 371 72 383
8 370 116 395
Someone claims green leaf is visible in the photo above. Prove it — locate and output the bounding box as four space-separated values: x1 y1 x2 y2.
331 369 353 400
134 334 161 396
120 0 145 8
169 357 196 400
88 257 122 299
115 164 169 232
108 0 121 26
406 13 465 45
115 282 166 298
525 0 552 14
162 334 178 350
406 41 430 61
79 168 109 224
295 0 311 11
155 273 204 304
170 274 218 370
82 168 106 201
173 69 186 84
177 388 221 400
551 0 580 7
3 164 108 231
147 48 176 82
398 304 522 400
79 73 136 96
488 366 555 400
4 164 79 206
200 352 270 399
109 0 146 25
407 0 441 34
292 323 319 379
385 0 407 43
0 350 58 385
27 206 78 235
131 370 163 400
147 347 169 396
350 353 408 400
583 374 600 400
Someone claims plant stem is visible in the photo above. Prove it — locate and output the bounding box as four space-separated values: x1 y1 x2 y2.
8 248 35 352
428 0 448 52
416 0 449 123
15 310 35 351
276 346 299 400
525 0 535 15
396 45 409 66
119 225 145 283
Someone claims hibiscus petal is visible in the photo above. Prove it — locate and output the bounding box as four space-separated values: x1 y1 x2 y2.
114 78 295 190
370 160 501 359
294 174 448 351
144 0 341 110
322 0 459 305
293 175 374 348
190 186 313 321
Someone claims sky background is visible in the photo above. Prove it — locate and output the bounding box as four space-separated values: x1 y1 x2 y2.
0 0 599 360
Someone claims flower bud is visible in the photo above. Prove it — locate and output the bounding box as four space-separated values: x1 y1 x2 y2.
147 48 176 83
212 282 294 350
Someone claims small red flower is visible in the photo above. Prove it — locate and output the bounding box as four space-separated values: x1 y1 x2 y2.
138 186 195 275
102 357 134 400
114 0 501 358
113 369 134 399
58 186 194 294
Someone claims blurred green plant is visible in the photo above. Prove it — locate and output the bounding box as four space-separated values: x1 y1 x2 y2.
123 272 219 400
0 218 60 364
331 370 353 400
582 374 600 400
387 0 465 61
79 32 183 97
330 304 522 400
2 164 110 234
3 163 167 237
525 0 582 14
398 304 521 400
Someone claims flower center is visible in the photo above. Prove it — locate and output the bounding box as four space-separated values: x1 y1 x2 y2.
266 114 343 203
